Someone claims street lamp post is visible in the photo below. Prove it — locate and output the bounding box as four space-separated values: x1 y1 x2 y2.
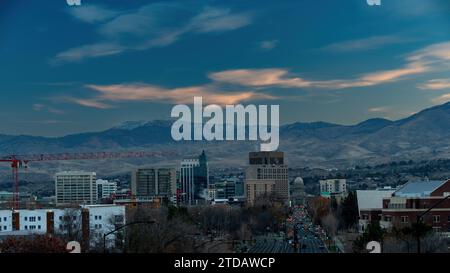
103 220 156 253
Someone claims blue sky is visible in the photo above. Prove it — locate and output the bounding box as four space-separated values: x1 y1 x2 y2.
1 0 450 136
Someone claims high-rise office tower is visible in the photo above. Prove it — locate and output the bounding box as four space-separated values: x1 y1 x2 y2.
55 171 97 205
245 151 289 205
180 151 209 205
131 168 177 203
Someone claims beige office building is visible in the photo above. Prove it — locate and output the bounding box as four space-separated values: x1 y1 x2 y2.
55 171 97 205
245 152 289 205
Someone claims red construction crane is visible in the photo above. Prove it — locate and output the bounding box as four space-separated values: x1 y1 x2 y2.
0 150 175 210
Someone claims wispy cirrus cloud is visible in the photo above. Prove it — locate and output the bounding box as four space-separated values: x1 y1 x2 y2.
209 62 427 90
68 5 119 24
259 40 279 51
210 69 312 88
418 79 450 90
188 7 252 33
368 107 390 113
321 35 408 52
66 83 275 108
432 93 450 104
53 42 124 64
53 4 253 64
70 98 113 109
92 84 274 105
32 103 65 114
210 41 450 90
56 40 450 110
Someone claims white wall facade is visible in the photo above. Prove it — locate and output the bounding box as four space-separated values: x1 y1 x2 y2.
0 210 12 232
19 209 48 234
0 205 126 249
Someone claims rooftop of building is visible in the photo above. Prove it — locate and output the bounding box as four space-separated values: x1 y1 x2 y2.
356 189 396 211
393 180 447 198
55 171 96 175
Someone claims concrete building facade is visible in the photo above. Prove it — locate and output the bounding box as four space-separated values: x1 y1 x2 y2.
96 179 118 200
245 151 289 205
55 171 97 205
131 168 177 203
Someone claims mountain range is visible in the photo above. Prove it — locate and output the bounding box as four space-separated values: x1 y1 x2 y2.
1 102 450 179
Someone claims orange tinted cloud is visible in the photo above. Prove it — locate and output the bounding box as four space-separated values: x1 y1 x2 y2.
210 41 450 90
419 79 450 90
83 83 275 106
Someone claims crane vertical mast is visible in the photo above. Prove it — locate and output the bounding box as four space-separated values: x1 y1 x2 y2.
11 159 19 210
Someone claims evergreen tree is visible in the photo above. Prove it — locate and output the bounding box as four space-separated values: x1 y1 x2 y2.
340 191 359 230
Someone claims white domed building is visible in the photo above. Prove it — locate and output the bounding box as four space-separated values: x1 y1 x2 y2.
290 177 306 205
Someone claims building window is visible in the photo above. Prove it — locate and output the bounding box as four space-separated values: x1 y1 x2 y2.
99 216 102 220
99 224 102 229
401 216 408 223
3 226 6 230
25 226 28 230
384 216 392 222
29 217 36 222
0 226 2 231
448 215 450 222
433 215 440 223
38 216 41 221
115 215 124 223
95 216 98 220
3 217 6 222
24 217 28 221
59 225 63 230
38 225 41 230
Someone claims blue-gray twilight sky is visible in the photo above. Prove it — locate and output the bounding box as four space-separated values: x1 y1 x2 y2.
1 0 450 136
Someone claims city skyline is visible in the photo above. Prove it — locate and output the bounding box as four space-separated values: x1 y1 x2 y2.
1 0 450 137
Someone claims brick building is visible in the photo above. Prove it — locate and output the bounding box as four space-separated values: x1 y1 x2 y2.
378 180 450 233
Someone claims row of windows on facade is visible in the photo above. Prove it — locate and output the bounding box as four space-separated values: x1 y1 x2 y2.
365 214 450 223
0 224 104 231
257 168 287 172
24 225 42 230
0 217 7 222
0 221 109 232
56 190 95 192
23 216 42 222
257 175 288 180
56 215 103 220
56 183 95 185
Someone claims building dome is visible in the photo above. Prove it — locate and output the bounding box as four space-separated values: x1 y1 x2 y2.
291 177 306 206
294 177 304 185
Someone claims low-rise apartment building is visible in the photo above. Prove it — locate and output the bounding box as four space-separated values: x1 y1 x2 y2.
0 205 126 248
